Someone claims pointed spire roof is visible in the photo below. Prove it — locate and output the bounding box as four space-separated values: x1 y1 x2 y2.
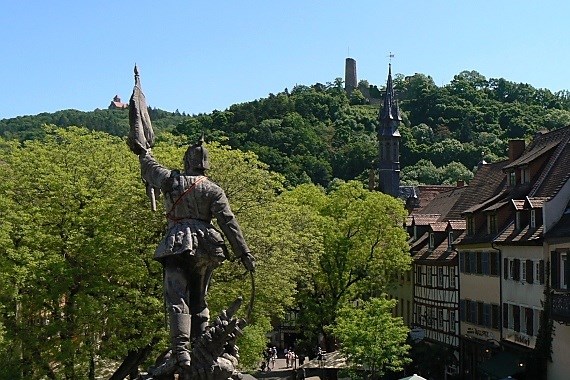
379 63 402 123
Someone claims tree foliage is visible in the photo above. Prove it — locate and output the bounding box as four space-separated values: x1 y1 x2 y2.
282 181 411 351
0 127 309 377
332 298 411 377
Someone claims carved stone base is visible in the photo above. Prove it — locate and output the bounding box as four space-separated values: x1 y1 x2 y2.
140 298 247 380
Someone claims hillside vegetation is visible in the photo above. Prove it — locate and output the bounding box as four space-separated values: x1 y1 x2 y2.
2 70 570 187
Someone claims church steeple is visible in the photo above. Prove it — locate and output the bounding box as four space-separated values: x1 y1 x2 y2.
377 63 402 197
379 64 402 124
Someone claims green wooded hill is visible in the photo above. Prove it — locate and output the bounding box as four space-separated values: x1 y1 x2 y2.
3 70 570 187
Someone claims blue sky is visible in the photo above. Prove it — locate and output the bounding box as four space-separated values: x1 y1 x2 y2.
1 1 569 119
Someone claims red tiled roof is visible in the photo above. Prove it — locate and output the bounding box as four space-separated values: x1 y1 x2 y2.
416 186 467 221
413 237 457 263
512 199 525 210
414 185 457 212
504 128 569 170
532 143 570 198
448 219 466 230
431 222 448 232
526 196 548 209
412 214 441 225
494 221 543 243
448 161 507 219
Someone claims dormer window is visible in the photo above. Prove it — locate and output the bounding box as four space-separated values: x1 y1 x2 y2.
488 214 497 234
508 171 516 186
522 168 530 183
530 210 536 228
515 211 521 230
429 232 435 249
467 216 474 235
413 225 417 240
448 231 454 248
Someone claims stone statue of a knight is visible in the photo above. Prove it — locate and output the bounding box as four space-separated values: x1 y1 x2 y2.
126 66 255 380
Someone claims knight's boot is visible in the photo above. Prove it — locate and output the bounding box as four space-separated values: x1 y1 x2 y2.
170 312 192 369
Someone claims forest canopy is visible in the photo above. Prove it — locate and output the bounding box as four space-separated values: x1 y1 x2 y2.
2 70 570 188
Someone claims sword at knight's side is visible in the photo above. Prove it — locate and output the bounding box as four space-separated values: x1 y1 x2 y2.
127 65 159 211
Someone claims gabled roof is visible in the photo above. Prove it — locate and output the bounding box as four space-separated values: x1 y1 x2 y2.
410 232 430 253
512 199 526 210
412 214 441 225
448 161 507 219
413 236 457 264
448 219 466 230
431 222 448 232
504 128 570 170
417 185 466 220
526 196 548 209
532 143 570 198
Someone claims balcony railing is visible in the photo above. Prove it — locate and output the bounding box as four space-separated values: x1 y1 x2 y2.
551 292 570 323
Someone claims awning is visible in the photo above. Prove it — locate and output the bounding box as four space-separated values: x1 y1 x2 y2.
399 374 427 380
478 351 524 379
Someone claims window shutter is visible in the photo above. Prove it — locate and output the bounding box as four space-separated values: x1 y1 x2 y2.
526 308 534 336
552 252 560 289
539 260 545 284
513 305 520 332
514 259 520 281
504 258 509 279
526 260 534 284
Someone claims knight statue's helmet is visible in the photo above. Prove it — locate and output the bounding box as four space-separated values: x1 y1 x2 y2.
184 135 210 172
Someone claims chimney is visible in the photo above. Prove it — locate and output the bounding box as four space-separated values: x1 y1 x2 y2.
456 180 465 188
508 139 525 162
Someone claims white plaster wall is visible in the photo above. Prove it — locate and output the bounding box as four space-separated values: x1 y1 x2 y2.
544 178 570 233
548 323 570 380
460 274 500 304
501 245 544 309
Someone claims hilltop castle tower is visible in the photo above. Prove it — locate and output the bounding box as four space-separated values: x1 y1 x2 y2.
377 63 402 197
344 57 357 93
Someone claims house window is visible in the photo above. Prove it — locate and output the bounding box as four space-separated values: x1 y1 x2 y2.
526 307 534 336
413 225 417 240
427 267 433 286
509 259 515 280
415 266 422 284
450 267 456 288
508 171 516 186
492 304 500 329
438 267 444 287
450 311 456 332
490 251 499 275
521 260 527 282
448 231 453 247
523 168 530 183
467 216 474 235
515 211 521 230
488 214 497 234
535 261 541 284
513 305 521 332
438 309 444 329
530 210 536 228
429 233 435 249
481 251 490 275
483 304 491 327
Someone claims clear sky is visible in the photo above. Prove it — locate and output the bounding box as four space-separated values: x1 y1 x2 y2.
1 1 569 120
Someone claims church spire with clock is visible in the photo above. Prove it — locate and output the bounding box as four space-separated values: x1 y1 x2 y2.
377 63 402 197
